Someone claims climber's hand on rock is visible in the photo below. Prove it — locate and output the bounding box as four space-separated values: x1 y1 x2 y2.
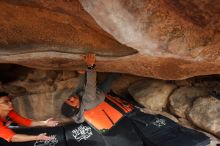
82 53 96 67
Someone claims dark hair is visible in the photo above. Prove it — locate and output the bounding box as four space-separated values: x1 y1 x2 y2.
61 102 80 118
0 92 9 98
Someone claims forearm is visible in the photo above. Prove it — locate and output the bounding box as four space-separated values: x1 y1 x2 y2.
74 73 86 95
83 70 97 100
30 118 58 127
30 121 46 127
11 134 37 142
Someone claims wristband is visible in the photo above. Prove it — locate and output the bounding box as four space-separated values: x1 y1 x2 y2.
87 64 96 70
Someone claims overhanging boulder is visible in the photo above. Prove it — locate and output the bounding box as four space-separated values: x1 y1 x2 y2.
0 0 219 80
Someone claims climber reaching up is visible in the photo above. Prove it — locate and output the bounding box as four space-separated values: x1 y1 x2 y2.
61 53 120 123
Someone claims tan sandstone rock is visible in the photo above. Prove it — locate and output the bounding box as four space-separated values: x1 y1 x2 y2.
169 86 210 118
12 89 73 122
188 96 220 138
128 79 176 111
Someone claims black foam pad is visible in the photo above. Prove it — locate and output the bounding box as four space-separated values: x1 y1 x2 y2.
6 126 65 146
0 138 9 146
103 117 144 146
64 122 106 146
129 110 210 146
155 126 210 146
0 110 210 146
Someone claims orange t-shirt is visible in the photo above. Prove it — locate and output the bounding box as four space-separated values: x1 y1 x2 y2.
0 110 32 142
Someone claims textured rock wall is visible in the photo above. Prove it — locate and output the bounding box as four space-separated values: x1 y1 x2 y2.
0 0 219 79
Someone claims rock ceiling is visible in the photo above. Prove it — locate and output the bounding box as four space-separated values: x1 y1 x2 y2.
0 0 219 80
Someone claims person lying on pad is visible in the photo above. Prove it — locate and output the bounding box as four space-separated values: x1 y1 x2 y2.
0 92 59 142
61 53 120 123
